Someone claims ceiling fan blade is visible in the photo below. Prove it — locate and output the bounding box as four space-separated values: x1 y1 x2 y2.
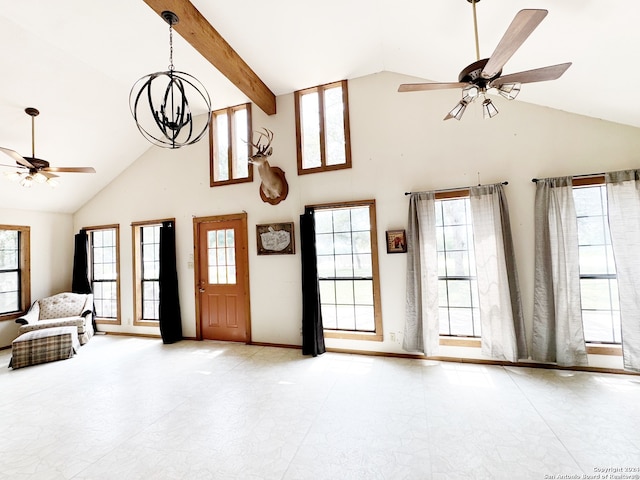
491 63 572 86
0 146 35 169
398 82 469 92
40 171 59 179
43 167 96 173
481 9 548 80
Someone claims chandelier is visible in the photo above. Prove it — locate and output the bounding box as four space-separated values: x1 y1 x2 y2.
129 11 211 149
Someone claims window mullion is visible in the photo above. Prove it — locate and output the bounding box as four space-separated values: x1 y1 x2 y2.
318 86 327 168
226 108 234 180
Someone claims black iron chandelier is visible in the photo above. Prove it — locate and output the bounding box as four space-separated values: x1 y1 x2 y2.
129 11 211 149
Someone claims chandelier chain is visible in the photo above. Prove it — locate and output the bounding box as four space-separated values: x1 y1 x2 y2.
168 22 174 72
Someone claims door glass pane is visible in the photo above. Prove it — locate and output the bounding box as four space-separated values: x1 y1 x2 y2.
207 229 236 285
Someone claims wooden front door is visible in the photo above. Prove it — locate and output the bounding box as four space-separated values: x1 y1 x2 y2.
194 214 250 342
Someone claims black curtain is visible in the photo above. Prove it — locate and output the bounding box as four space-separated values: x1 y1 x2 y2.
72 230 92 294
300 207 325 356
159 220 183 344
72 230 96 332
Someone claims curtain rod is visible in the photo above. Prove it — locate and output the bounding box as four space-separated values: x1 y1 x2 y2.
531 172 605 182
405 181 508 196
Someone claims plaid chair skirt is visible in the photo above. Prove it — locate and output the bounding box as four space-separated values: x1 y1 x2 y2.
10 326 80 369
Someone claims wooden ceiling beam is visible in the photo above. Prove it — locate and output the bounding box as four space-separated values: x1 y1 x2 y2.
142 0 276 115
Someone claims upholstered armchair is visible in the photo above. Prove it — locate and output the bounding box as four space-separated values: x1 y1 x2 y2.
16 292 95 345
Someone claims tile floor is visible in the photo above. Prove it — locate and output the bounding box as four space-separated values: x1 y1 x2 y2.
1 335 639 480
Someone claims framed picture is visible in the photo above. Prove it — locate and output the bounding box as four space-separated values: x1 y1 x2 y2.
256 222 295 255
386 229 407 254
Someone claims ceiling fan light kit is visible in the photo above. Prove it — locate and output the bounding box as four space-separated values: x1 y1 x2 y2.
129 11 211 149
0 108 95 188
398 0 571 121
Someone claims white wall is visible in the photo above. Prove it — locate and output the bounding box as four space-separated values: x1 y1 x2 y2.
72 71 640 368
0 208 73 347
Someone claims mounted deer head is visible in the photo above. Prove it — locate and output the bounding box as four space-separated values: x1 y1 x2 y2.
249 128 288 205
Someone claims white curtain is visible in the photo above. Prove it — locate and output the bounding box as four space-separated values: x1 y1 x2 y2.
403 192 440 356
404 186 526 361
470 184 526 362
606 170 640 372
532 177 588 367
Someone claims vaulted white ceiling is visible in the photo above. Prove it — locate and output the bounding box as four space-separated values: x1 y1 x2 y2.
1 0 638 213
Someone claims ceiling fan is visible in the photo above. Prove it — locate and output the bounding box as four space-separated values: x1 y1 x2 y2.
0 107 96 187
398 0 572 120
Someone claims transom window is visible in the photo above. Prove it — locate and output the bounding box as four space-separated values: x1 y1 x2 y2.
132 221 165 325
573 181 621 343
87 225 120 324
312 200 382 341
435 195 481 337
0 225 30 320
210 103 252 186
208 229 236 285
295 80 352 175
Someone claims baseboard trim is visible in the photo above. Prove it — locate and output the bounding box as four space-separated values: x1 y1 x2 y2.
89 335 639 376
101 331 161 339
325 347 638 376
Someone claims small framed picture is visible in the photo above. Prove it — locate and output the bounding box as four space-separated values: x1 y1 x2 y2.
256 222 295 255
386 229 407 254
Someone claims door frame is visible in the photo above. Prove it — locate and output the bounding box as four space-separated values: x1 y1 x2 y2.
193 213 251 342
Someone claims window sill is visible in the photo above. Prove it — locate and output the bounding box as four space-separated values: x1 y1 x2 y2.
96 318 121 325
586 343 622 356
210 176 253 187
133 320 160 328
0 312 26 322
324 330 382 342
438 339 623 356
439 337 481 348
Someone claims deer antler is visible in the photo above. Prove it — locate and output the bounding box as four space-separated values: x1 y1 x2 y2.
249 128 274 157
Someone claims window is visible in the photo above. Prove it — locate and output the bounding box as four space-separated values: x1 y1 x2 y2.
435 194 481 337
0 225 30 320
573 179 621 344
87 225 120 324
210 103 253 186
295 80 352 175
312 200 382 341
132 221 165 325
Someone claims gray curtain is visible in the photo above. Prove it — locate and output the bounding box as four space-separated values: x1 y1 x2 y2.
532 177 588 366
403 192 440 356
606 170 640 372
470 184 527 362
